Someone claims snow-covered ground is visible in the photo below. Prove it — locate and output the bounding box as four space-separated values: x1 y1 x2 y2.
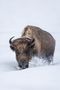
0 0 60 90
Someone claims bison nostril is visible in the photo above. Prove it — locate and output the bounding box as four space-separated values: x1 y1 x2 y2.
18 61 29 69
26 64 28 68
19 64 22 68
19 64 28 69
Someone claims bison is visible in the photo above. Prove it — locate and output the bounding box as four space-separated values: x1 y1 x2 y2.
9 25 55 69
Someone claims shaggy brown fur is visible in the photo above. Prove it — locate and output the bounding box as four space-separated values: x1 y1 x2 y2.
22 25 55 63
9 25 55 69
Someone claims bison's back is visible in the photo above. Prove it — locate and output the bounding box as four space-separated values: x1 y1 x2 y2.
22 25 55 61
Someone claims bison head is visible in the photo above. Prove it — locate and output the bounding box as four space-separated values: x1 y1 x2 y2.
9 37 35 69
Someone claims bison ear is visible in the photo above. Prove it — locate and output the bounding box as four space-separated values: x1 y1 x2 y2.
28 38 35 48
10 45 15 51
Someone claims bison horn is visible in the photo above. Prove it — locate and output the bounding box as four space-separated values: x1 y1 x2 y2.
9 36 15 44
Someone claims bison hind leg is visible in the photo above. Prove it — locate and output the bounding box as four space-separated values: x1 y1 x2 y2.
46 55 53 64
45 51 54 64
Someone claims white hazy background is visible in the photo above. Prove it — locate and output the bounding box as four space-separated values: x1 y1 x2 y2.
0 0 60 90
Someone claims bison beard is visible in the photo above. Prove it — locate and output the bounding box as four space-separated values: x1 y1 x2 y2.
9 25 56 69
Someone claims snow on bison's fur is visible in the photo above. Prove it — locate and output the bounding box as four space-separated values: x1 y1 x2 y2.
9 25 55 69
